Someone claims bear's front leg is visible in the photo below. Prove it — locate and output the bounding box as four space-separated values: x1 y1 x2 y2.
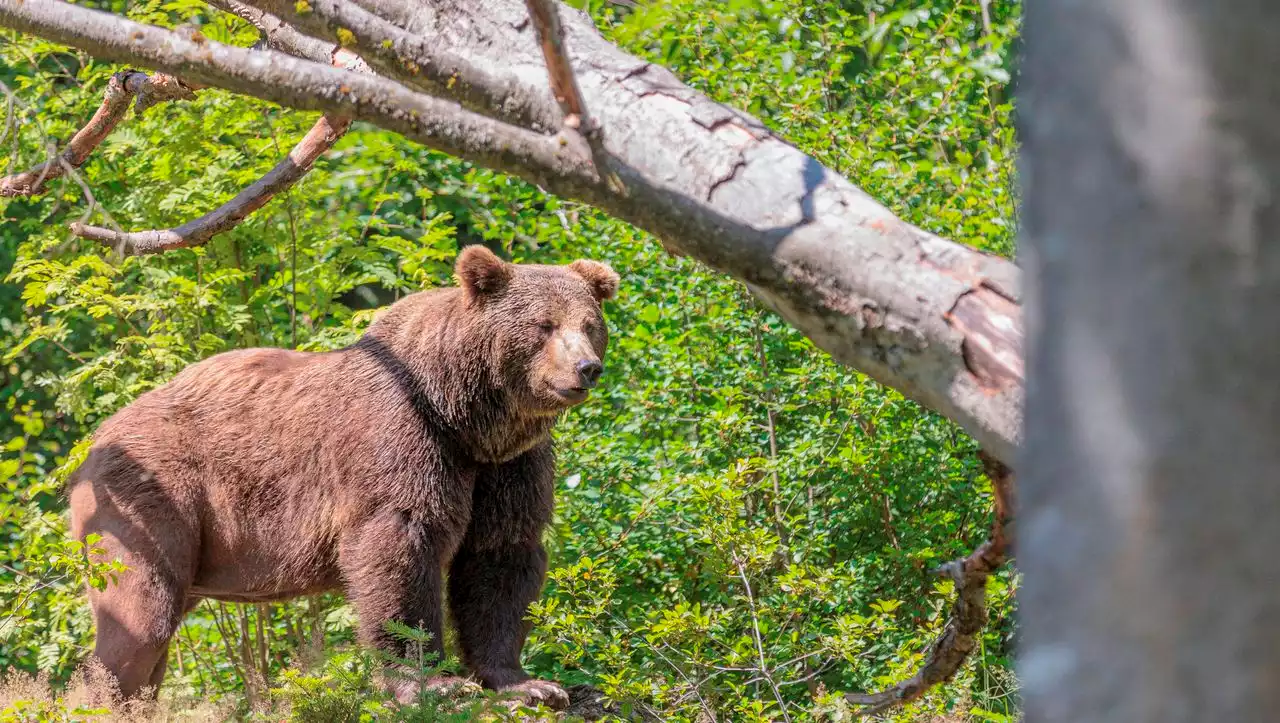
342 506 467 702
448 443 569 711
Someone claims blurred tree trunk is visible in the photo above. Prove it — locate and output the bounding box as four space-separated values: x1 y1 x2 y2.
1020 1 1280 720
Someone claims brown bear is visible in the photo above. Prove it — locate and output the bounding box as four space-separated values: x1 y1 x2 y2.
67 246 619 709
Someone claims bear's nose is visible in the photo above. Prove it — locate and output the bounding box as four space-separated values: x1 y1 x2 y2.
576 359 603 388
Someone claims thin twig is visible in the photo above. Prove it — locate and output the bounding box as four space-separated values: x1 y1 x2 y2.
752 321 790 554
731 551 792 723
208 601 254 699
781 413 856 518
0 573 70 636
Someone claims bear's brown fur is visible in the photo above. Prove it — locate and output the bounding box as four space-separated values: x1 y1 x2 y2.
67 246 619 709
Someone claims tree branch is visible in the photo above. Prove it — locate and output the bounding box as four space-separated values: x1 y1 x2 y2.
206 0 333 63
846 452 1014 716
523 0 589 132
238 0 561 130
66 3 367 254
522 0 618 190
0 0 596 190
0 70 195 197
70 114 350 254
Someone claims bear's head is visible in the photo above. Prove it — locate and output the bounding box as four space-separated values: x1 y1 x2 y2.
455 245 619 414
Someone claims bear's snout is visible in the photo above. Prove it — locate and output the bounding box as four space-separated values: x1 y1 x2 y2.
576 359 603 388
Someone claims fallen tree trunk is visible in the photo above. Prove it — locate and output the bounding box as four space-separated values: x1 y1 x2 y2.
0 0 1023 463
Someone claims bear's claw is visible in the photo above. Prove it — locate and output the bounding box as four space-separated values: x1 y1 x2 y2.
496 678 571 711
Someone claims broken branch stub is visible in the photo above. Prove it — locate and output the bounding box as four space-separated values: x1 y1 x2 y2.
521 0 619 191
523 0 588 129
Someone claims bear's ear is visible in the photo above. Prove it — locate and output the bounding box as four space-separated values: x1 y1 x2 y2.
569 259 620 302
456 245 511 298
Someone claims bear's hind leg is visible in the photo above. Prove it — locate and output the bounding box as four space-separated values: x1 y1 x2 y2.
142 598 198 694
70 466 196 703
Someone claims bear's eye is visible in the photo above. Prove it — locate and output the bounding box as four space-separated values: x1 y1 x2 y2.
583 321 598 335
537 320 557 333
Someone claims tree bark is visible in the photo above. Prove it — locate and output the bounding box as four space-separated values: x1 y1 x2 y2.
0 0 1023 462
1020 1 1280 720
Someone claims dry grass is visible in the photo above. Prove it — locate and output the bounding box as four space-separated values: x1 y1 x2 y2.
0 661 232 722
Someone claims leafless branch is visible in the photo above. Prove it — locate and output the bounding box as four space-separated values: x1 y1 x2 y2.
845 452 1014 716
732 551 793 723
71 115 350 253
0 70 195 197
523 0 588 131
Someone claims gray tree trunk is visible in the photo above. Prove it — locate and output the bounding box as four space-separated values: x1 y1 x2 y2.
1020 1 1280 720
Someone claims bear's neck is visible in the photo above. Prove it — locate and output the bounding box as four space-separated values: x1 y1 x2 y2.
352 291 558 464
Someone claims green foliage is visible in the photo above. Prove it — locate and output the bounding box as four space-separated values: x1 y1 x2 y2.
275 656 377 723
1 0 1021 720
